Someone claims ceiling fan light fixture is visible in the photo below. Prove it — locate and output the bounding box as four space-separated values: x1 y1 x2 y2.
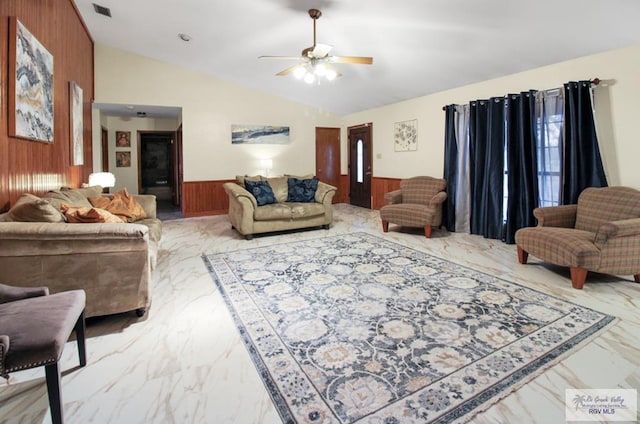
293 66 306 79
303 72 316 84
314 62 327 76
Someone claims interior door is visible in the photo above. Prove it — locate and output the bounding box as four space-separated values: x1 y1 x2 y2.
174 124 183 207
348 124 373 208
101 126 109 172
138 131 174 201
315 127 341 194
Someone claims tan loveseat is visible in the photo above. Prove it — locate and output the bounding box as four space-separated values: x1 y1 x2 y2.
224 175 337 239
0 186 162 317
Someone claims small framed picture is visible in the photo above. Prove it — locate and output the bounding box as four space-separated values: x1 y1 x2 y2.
394 119 418 152
115 131 131 148
70 81 83 165
116 151 131 167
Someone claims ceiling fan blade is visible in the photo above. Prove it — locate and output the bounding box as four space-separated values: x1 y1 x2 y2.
310 43 333 58
330 56 374 65
259 55 305 61
275 64 303 76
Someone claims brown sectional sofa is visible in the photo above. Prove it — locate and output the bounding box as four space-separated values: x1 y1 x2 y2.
0 186 162 317
224 175 337 239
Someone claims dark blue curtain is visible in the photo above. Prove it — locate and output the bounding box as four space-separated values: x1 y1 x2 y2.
563 81 608 204
443 105 457 231
469 98 505 239
505 91 539 244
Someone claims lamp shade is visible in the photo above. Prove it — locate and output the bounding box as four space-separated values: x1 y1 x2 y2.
260 159 273 170
88 172 116 188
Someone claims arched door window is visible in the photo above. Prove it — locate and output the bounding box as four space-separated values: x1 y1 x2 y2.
357 138 364 183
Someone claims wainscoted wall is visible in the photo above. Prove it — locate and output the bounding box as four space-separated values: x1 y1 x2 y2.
183 180 235 217
0 0 94 210
372 177 402 210
183 175 402 217
333 175 402 210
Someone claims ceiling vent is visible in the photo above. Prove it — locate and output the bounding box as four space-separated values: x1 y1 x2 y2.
93 3 112 17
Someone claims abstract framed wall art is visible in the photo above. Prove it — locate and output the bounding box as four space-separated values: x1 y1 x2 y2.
394 119 417 152
231 125 290 144
8 17 54 143
70 81 84 165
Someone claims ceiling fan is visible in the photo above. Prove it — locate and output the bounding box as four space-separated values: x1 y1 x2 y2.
259 9 373 83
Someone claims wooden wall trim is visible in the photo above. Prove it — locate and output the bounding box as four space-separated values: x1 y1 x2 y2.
372 177 402 210
181 176 403 218
182 180 235 217
0 0 95 210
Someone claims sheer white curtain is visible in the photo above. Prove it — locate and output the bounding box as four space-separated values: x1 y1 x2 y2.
454 104 471 233
534 89 564 207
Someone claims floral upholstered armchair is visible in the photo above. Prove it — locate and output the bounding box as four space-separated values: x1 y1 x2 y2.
379 176 447 238
515 186 640 289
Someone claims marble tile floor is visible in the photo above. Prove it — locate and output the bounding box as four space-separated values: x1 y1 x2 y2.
1 204 638 423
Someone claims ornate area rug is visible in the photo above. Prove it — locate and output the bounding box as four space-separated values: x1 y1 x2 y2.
203 233 614 423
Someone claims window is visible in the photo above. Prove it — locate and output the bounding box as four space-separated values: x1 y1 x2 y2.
536 112 563 207
357 138 364 183
503 92 564 221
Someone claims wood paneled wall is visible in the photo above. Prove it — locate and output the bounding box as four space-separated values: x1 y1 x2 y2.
182 176 403 217
372 177 402 210
183 180 235 217
333 175 402 210
0 1 94 211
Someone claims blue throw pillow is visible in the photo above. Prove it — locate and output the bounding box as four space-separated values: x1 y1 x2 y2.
287 178 318 202
244 180 277 206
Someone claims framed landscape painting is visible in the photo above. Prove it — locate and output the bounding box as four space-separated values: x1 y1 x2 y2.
231 125 290 144
70 81 84 165
8 17 54 143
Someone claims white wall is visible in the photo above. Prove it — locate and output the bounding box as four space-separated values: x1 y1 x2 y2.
342 44 640 188
94 43 640 190
93 44 340 181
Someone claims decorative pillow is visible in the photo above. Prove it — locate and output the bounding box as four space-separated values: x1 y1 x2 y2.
236 175 264 188
244 180 277 206
43 187 98 212
265 177 288 203
8 194 65 222
287 178 318 203
285 174 315 180
61 205 125 223
88 188 147 222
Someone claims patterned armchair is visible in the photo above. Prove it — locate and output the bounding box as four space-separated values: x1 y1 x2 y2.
515 186 640 289
380 176 447 238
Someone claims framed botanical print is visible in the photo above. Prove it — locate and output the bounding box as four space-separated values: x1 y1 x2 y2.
394 119 418 152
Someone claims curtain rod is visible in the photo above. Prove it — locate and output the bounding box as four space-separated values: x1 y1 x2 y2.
441 78 600 111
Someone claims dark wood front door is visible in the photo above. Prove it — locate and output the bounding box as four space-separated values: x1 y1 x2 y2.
348 124 373 208
315 127 341 194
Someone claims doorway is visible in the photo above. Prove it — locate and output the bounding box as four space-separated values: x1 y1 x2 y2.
315 127 341 199
348 124 373 208
138 131 181 217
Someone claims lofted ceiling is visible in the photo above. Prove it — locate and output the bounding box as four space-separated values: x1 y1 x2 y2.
75 0 640 116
